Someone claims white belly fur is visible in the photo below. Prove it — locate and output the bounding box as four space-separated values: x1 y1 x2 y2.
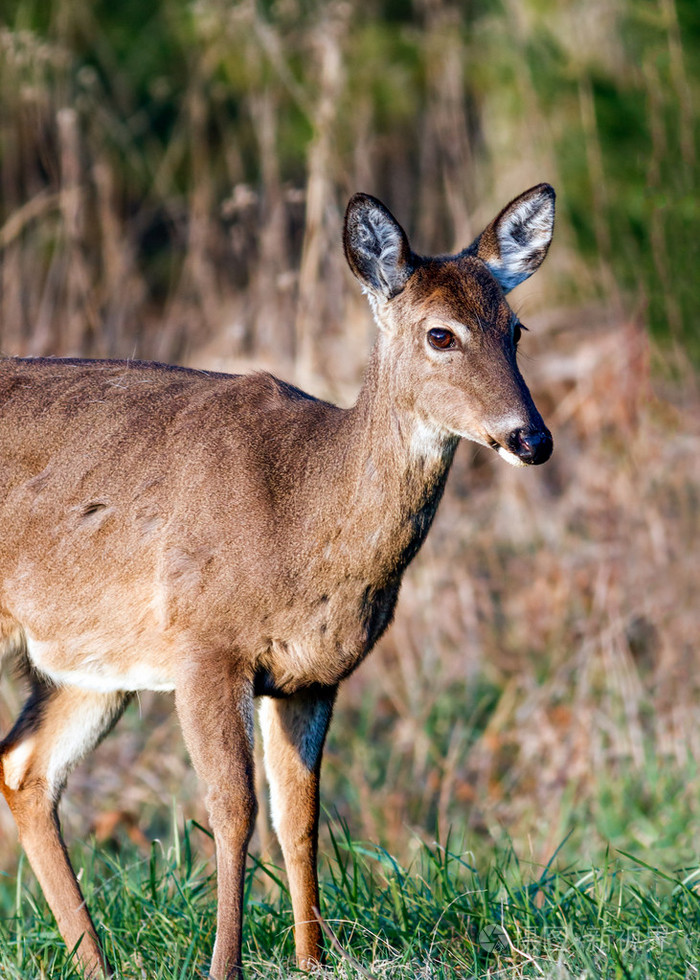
25 634 176 693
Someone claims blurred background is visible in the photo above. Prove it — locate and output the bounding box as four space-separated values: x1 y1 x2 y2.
0 0 699 874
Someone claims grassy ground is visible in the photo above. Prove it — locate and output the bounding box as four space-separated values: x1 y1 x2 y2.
2 816 700 979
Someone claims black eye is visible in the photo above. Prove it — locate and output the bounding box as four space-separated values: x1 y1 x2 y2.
427 328 456 350
513 321 527 345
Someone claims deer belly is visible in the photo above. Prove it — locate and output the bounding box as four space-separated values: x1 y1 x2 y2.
24 633 176 693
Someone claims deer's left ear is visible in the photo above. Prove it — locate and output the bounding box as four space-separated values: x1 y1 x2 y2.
343 193 414 300
468 184 555 293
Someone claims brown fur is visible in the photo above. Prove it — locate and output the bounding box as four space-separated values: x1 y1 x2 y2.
0 186 555 978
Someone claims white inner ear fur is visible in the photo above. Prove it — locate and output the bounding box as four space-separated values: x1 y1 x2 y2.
368 209 403 279
490 193 554 292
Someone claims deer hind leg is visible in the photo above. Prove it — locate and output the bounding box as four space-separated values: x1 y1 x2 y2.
175 663 258 980
0 680 129 978
259 686 336 969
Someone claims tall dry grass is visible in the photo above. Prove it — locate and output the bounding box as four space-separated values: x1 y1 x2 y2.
2 0 695 367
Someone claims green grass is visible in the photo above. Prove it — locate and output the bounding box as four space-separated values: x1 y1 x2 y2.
2 819 700 978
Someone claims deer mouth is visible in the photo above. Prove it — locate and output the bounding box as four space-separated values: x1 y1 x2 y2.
489 440 529 468
488 427 553 466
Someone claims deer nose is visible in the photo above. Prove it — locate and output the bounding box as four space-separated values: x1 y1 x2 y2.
507 427 553 465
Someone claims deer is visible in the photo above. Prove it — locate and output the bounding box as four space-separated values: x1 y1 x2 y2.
0 183 555 978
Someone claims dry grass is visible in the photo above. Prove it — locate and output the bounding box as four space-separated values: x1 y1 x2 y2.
318 303 700 867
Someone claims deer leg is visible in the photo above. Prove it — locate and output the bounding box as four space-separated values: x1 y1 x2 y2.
0 681 129 978
175 664 257 980
259 686 336 968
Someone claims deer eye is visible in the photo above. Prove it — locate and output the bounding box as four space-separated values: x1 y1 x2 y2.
513 321 527 345
427 327 456 350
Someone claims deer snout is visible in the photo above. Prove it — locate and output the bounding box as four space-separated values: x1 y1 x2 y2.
507 426 553 465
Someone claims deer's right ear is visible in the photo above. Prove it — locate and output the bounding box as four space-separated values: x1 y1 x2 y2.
343 194 414 300
471 183 555 293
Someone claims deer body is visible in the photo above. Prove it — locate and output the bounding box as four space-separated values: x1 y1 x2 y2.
1 351 451 698
0 186 556 978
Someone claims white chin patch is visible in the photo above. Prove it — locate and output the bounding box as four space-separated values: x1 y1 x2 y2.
496 446 528 468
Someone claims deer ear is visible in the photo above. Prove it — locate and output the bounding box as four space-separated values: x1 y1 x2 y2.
343 194 414 300
470 184 555 293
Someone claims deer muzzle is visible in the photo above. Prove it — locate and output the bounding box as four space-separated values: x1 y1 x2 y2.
506 426 553 465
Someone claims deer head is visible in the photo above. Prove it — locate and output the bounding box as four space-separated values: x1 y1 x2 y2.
343 184 555 466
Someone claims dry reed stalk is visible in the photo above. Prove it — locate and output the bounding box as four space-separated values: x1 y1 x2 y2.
249 87 294 363
0 189 59 251
497 0 568 240
56 107 98 354
416 0 474 251
0 79 27 354
91 155 146 357
659 0 695 170
30 236 65 356
294 3 349 384
641 59 685 345
0 239 24 356
157 83 218 362
577 77 620 313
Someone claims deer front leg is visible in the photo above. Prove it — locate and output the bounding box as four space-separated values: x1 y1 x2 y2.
175 664 257 980
259 686 336 968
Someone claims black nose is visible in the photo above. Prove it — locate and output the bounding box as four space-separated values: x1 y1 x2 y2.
508 427 553 465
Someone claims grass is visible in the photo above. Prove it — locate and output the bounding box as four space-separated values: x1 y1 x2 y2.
2 817 700 978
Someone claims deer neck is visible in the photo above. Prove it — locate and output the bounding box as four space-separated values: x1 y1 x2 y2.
333 332 458 581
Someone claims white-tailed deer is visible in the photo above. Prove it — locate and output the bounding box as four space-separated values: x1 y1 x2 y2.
0 184 555 977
